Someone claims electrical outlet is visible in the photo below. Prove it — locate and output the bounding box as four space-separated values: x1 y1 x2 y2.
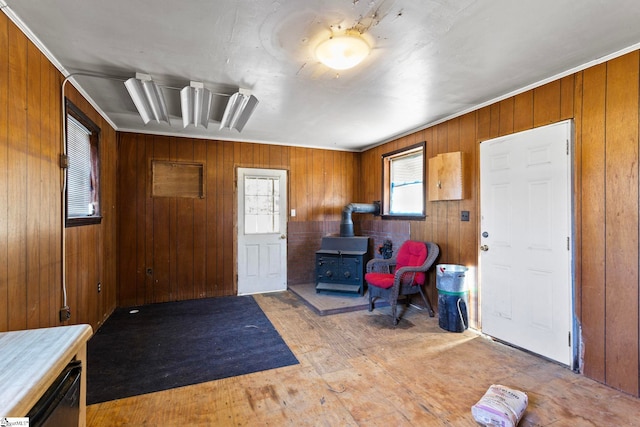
59 306 71 322
97 282 101 293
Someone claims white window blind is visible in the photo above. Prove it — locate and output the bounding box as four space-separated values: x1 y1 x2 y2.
390 151 423 214
67 115 95 217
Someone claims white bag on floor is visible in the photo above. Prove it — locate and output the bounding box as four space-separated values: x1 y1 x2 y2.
471 384 528 427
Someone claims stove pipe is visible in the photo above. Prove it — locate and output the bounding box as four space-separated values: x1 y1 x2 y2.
340 202 380 237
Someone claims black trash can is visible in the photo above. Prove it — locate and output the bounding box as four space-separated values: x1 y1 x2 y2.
436 264 469 332
438 290 468 332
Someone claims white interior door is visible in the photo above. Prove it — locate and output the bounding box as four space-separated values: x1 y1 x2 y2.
480 120 574 366
237 168 287 295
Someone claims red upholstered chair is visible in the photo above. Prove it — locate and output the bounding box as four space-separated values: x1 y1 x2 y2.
365 241 439 325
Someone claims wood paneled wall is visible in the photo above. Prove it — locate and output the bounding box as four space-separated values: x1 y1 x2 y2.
117 135 358 306
0 14 118 333
359 53 640 396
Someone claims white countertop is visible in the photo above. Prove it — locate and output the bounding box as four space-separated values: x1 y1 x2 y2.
0 324 92 417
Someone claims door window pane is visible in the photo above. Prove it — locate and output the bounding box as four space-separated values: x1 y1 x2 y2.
244 176 280 234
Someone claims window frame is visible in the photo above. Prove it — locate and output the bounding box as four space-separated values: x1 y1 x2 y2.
65 98 102 227
380 141 426 220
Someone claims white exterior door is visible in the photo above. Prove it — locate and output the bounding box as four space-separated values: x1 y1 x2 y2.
237 168 287 295
480 120 574 366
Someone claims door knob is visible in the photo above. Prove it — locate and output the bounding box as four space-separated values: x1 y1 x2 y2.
480 245 489 251
280 234 286 239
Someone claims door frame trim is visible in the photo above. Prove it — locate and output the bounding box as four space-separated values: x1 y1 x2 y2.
235 167 289 295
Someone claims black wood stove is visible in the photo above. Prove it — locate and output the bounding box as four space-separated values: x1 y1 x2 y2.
315 236 371 295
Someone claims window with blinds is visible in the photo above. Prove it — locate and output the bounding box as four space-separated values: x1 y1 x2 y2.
65 99 101 227
381 142 426 218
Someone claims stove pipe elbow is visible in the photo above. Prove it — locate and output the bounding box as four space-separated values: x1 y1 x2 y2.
340 202 380 237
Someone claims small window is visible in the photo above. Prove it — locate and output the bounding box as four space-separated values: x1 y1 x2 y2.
65 99 101 227
381 142 426 219
244 175 280 234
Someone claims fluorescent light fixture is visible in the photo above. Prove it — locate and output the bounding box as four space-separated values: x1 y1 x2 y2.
124 73 169 124
219 89 259 132
315 32 370 70
180 81 213 128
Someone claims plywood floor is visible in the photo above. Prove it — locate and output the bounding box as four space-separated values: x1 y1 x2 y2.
87 291 640 426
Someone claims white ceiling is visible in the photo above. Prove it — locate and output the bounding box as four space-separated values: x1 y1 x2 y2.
3 0 640 151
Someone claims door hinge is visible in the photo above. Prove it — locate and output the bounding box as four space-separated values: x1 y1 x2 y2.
566 140 569 155
567 236 570 250
59 154 69 169
568 331 571 347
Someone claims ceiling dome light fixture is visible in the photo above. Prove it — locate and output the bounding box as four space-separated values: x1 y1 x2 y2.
315 31 370 70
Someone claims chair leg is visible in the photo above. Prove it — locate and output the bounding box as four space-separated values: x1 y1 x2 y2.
418 286 435 317
391 302 398 326
368 294 374 312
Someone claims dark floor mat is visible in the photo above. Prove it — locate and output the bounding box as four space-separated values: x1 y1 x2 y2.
87 295 298 404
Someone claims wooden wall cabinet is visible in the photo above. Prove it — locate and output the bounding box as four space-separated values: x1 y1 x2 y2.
428 151 467 201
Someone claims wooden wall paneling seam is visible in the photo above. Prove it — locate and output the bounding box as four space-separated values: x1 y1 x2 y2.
513 91 534 133
143 135 154 304
459 112 478 328
37 53 51 327
498 97 515 137
223 142 234 294
215 141 225 294
580 63 607 383
336 150 346 219
303 147 312 222
79 226 90 325
572 71 584 336
0 14 9 332
312 149 323 221
446 118 461 264
50 67 62 327
94 222 101 326
151 136 170 303
533 80 562 127
7 22 28 331
107 125 118 322
175 138 195 301
603 51 639 395
64 228 77 325
117 134 137 306
326 151 336 219
205 141 218 296
168 138 178 300
26 42 42 329
135 134 147 306
489 104 500 140
39 53 52 328
193 139 207 299
434 124 449 262
423 127 435 243
77 227 86 326
288 147 299 222
560 75 576 120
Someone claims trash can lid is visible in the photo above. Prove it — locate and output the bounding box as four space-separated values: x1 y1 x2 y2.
437 264 468 274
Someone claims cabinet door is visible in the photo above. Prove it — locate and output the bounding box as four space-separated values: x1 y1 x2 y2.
428 152 465 201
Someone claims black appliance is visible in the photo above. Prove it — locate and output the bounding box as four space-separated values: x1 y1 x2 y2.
315 236 371 295
27 360 82 427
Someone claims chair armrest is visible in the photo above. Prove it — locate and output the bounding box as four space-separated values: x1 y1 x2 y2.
366 257 397 273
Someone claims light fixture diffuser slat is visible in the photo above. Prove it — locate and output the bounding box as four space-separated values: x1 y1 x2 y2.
124 75 170 125
220 91 259 132
180 82 213 129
